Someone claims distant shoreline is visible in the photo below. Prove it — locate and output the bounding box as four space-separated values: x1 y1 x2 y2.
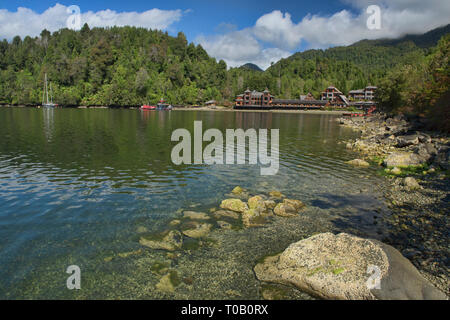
0 104 354 115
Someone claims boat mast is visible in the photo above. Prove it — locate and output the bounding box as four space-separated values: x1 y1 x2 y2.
45 73 49 104
50 82 53 104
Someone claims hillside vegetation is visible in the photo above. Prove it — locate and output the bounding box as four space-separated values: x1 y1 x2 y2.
0 23 448 128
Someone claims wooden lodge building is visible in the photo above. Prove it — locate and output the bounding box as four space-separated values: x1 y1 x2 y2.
234 86 377 110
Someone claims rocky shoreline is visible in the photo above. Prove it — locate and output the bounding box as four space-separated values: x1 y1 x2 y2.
338 113 449 296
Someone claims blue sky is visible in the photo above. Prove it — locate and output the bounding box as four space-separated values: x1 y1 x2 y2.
1 1 449 69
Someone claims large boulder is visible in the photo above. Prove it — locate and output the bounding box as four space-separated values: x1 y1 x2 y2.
383 152 423 168
220 199 248 213
254 233 446 300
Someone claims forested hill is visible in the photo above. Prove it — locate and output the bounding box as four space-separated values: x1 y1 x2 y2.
262 24 449 99
0 24 228 106
0 23 448 106
239 63 263 72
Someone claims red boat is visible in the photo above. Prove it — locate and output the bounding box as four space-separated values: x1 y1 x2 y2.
141 105 156 110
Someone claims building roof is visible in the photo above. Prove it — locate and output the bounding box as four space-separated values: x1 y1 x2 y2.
273 99 327 105
339 95 350 106
251 91 263 97
349 89 365 94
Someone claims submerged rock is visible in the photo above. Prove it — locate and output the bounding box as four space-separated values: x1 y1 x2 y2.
254 233 446 300
183 211 210 220
248 195 266 210
139 230 183 251
169 219 181 226
231 186 244 195
390 167 402 175
273 203 298 217
242 209 268 228
156 271 180 293
220 199 248 213
181 221 213 238
269 191 284 198
212 209 240 220
264 200 276 209
283 199 306 211
217 220 233 230
346 159 370 167
273 199 305 217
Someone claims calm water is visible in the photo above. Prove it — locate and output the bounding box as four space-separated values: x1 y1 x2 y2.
0 108 392 299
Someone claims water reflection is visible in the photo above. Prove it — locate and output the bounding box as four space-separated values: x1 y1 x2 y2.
0 108 392 299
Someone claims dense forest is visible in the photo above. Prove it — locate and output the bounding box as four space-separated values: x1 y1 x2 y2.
0 23 448 112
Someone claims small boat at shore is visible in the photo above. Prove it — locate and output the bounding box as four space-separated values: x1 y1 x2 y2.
42 73 57 108
141 105 156 110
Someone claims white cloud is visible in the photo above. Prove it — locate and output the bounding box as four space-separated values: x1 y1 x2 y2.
198 0 450 69
253 11 302 50
0 3 183 40
252 1 450 49
197 29 291 70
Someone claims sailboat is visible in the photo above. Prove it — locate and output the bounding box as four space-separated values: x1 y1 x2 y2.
42 73 57 108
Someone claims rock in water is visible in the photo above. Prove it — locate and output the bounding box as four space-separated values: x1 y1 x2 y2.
181 221 213 238
346 159 370 167
242 209 268 228
248 195 266 210
212 209 240 220
139 230 183 251
283 199 306 211
254 233 446 300
231 186 244 195
273 203 298 217
183 211 210 220
220 199 248 213
269 191 284 198
383 152 423 167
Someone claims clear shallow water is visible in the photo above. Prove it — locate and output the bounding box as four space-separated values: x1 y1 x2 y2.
0 108 393 299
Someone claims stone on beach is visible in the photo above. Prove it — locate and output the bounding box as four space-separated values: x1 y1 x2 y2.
403 177 420 190
254 233 446 300
383 152 423 167
254 233 447 300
